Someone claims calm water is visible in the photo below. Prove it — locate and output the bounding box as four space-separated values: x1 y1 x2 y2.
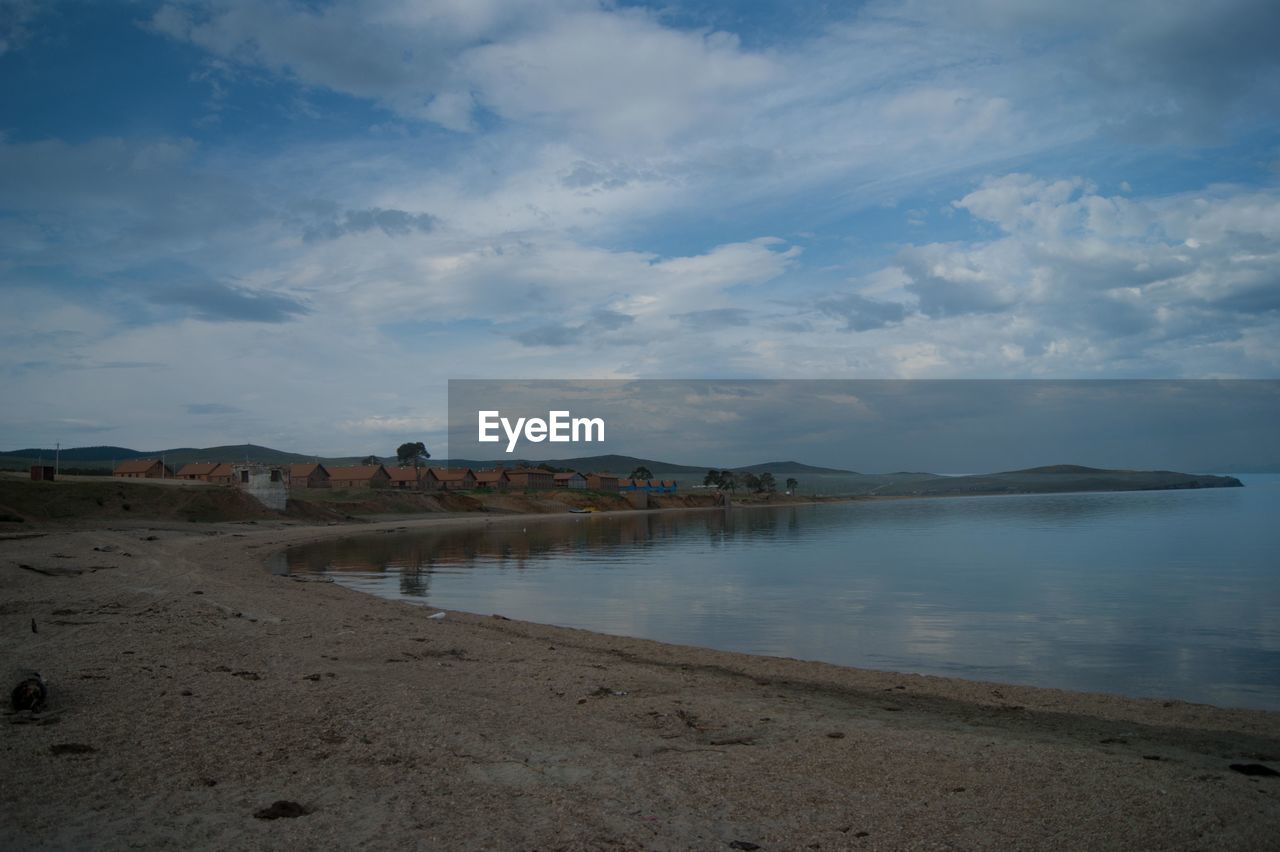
283 475 1280 710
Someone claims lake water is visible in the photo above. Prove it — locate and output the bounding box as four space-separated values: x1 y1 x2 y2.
282 475 1280 710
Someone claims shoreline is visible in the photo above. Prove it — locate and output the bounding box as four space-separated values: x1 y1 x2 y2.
3 517 1279 849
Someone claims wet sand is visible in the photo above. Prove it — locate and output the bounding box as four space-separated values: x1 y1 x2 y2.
3 516 1279 850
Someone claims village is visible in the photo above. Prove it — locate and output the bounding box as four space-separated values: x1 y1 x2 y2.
107 458 679 500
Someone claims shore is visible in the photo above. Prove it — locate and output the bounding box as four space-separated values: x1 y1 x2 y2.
3 515 1279 850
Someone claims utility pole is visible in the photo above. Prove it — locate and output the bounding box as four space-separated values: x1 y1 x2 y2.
55 442 60 477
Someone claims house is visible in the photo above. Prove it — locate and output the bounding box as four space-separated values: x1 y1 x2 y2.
176 462 220 481
553 471 587 489
29 465 55 482
328 465 391 489
474 469 511 491
113 459 173 479
207 463 236 485
387 466 427 490
660 479 677 494
425 467 476 491
287 462 331 489
586 472 619 492
506 468 554 490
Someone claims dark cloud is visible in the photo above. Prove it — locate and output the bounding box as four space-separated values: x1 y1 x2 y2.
515 310 636 346
672 308 753 329
185 403 244 415
150 281 309 323
591 309 636 330
817 293 909 331
303 207 438 242
514 324 578 347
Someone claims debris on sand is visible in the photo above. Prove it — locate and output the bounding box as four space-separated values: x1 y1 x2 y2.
1230 763 1279 777
10 672 47 712
254 800 312 820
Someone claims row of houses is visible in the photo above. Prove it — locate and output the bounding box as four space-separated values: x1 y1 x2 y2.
112 459 678 494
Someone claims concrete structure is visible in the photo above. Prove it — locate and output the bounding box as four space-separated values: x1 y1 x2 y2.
553 471 587 489
328 465 391 489
287 463 331 489
506 468 554 490
232 464 288 511
113 459 173 479
425 468 476 491
474 470 511 491
29 465 55 482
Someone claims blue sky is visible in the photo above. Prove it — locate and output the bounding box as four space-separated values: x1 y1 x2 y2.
2 0 1279 456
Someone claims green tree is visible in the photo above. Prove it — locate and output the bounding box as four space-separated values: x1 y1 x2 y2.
786 477 799 494
361 455 380 465
703 469 722 487
396 441 431 469
630 465 653 481
720 471 739 493
743 472 761 493
759 472 777 493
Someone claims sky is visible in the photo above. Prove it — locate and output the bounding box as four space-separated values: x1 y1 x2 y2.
2 0 1279 458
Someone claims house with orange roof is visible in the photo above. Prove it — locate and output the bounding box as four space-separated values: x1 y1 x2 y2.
425 467 476 491
554 471 587 489
474 469 510 491
287 462 331 489
328 465 391 489
113 459 173 479
175 462 220 481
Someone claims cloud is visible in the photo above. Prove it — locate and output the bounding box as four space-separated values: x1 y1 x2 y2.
672 308 753 329
887 175 1280 360
302 207 438 243
184 403 244 415
149 281 309 323
0 0 41 56
817 294 909 331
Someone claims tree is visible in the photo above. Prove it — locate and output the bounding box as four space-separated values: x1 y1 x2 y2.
396 441 431 469
703 469 722 487
630 465 653 481
743 472 761 493
720 471 739 493
759 472 777 493
361 455 380 465
786 477 799 494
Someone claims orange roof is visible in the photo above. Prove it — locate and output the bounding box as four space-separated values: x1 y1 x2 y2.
176 462 219 476
553 471 583 481
115 459 162 474
208 463 235 477
427 467 473 481
289 463 327 478
386 467 422 483
475 470 508 483
328 465 387 481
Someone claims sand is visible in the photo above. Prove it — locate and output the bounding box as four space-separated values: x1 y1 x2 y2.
2 514 1279 850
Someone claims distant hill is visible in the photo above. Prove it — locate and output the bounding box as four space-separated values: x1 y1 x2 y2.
0 445 150 463
731 460 858 474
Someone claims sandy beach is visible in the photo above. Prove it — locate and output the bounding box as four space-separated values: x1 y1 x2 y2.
3 514 1279 850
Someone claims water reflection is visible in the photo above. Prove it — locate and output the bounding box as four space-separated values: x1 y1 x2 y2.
285 478 1280 710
